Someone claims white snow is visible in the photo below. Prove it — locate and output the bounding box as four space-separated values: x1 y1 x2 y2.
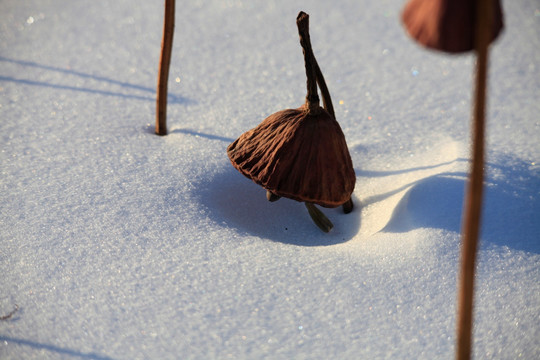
1 0 539 359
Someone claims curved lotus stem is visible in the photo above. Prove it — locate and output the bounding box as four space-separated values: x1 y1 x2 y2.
305 203 333 233
156 0 175 136
297 12 321 114
313 60 335 119
456 0 493 359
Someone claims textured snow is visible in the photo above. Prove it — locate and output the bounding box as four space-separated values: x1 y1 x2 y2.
1 0 539 359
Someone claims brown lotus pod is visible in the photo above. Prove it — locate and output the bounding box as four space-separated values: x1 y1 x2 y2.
227 11 355 232
401 0 503 53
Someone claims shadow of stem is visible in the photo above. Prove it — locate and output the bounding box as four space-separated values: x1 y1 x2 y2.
0 56 193 104
0 335 115 360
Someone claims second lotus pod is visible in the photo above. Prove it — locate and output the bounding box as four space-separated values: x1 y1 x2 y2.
227 12 356 232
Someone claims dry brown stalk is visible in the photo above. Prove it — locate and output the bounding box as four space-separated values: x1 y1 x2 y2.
456 0 493 358
155 0 175 136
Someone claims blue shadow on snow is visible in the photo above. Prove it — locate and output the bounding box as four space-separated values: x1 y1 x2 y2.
382 157 540 253
0 56 193 104
0 335 115 360
196 165 361 246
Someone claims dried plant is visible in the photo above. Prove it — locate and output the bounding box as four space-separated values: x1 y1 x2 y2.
401 0 504 358
227 12 355 232
155 0 175 136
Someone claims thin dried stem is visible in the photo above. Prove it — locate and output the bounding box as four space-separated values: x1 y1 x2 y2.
456 0 492 359
156 0 175 136
296 12 320 113
342 198 354 214
305 203 333 233
313 60 335 119
0 304 19 321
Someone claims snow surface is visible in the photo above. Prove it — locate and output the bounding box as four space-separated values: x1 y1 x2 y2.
1 0 539 359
